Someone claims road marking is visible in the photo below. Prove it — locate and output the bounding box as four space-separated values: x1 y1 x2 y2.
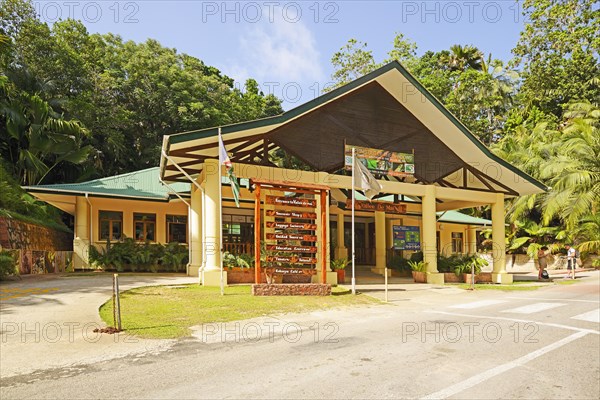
571 309 600 323
428 310 600 335
449 299 508 309
421 331 588 399
508 296 599 304
502 302 565 314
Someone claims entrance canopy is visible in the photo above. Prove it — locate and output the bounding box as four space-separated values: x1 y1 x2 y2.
160 61 546 197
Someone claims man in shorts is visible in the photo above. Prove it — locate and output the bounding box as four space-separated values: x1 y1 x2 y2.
537 246 549 280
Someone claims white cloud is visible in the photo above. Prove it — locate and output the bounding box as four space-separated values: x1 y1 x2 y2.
231 16 325 86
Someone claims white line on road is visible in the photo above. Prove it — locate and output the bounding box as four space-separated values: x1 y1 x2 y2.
449 299 508 309
508 296 599 304
421 331 588 400
571 309 600 323
502 302 565 314
427 310 600 335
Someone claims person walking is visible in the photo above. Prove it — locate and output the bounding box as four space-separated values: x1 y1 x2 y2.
537 246 549 280
565 244 576 279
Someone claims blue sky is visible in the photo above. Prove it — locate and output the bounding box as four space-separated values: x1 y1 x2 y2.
35 1 527 108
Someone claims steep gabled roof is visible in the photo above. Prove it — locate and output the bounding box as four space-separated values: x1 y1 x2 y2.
160 61 546 197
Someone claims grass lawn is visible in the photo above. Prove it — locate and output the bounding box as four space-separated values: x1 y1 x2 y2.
99 284 379 339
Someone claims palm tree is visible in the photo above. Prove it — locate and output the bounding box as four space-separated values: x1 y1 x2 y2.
442 45 484 72
539 102 600 230
0 68 94 185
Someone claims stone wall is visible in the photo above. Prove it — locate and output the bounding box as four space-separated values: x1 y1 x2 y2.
0 217 73 274
0 217 72 251
252 283 331 296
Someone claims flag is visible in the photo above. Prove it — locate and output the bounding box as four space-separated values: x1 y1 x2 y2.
218 131 241 207
354 157 382 200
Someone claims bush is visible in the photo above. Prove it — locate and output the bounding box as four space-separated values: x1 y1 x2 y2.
89 239 189 272
388 255 410 271
0 251 18 280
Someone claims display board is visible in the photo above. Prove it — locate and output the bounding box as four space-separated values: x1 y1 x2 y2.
253 180 329 284
393 225 421 250
344 199 407 214
344 144 414 177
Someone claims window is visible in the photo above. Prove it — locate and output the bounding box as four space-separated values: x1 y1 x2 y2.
99 211 123 241
134 213 156 242
222 214 253 244
452 232 464 254
167 215 187 243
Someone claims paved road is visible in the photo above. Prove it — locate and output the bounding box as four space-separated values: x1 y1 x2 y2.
1 272 598 399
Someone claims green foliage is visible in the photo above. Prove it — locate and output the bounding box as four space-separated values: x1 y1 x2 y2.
452 254 488 277
1 0 282 184
0 250 18 279
88 238 189 272
408 260 428 272
222 251 253 269
331 258 348 271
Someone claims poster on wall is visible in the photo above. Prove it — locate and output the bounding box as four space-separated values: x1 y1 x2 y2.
344 144 414 177
393 226 421 250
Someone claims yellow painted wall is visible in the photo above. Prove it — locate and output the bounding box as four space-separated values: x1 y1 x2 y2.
88 197 188 245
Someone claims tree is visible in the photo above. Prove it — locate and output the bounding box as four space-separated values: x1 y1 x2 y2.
440 44 483 72
0 69 94 185
511 0 600 116
329 39 379 90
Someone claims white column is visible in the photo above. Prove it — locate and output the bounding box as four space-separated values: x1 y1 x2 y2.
202 159 225 286
422 185 443 284
491 193 512 283
73 196 90 269
188 184 202 277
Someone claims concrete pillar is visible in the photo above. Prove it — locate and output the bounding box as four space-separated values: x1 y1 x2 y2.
73 196 90 269
467 225 477 255
314 177 336 284
371 211 389 276
188 185 202 277
334 210 347 260
491 193 512 283
202 159 226 286
422 185 443 284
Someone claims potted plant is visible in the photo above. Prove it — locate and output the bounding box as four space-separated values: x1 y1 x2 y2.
331 258 348 284
408 260 428 283
455 254 488 283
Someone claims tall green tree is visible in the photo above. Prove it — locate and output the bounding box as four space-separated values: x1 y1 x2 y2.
511 0 600 116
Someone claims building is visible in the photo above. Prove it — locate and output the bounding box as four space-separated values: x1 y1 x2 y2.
25 62 546 285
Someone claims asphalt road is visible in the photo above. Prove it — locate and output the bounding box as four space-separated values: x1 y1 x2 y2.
1 272 599 399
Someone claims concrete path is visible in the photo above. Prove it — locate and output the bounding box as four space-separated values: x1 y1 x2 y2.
0 273 197 378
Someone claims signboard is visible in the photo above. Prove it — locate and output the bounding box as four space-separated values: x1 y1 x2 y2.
393 226 421 250
264 267 317 275
266 256 317 264
266 245 317 253
266 221 317 230
266 233 318 241
265 210 317 219
344 144 414 177
266 195 316 208
345 200 407 214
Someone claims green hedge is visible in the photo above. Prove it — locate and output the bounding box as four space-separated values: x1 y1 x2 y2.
0 251 18 280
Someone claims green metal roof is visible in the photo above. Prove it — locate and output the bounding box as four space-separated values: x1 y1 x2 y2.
25 167 190 201
437 210 491 226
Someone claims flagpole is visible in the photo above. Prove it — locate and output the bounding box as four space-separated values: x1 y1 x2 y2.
218 127 224 296
351 147 356 295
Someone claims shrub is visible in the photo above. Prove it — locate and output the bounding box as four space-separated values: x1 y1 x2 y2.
89 239 188 272
388 255 410 271
0 251 18 280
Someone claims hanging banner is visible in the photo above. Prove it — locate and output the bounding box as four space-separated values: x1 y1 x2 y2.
265 210 317 219
266 222 317 230
345 200 407 214
344 144 414 177
393 226 421 250
266 196 316 208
